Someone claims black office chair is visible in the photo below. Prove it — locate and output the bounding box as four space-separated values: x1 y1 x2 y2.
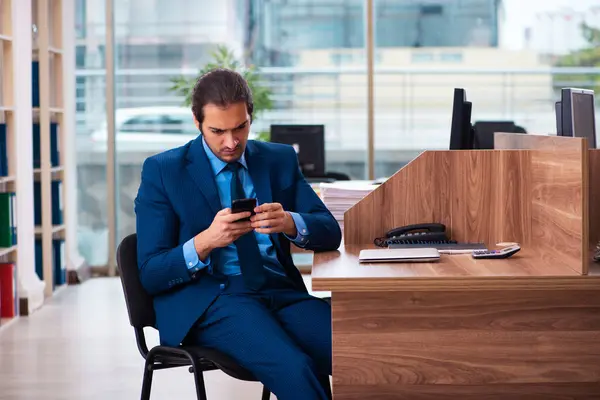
116 233 271 400
324 171 351 181
514 125 527 133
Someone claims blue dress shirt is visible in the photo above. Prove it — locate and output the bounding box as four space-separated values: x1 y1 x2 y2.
182 137 310 276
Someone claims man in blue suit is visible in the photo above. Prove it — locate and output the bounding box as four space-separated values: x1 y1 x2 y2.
134 68 341 400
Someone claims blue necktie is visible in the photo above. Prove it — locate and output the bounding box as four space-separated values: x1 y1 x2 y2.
227 162 267 290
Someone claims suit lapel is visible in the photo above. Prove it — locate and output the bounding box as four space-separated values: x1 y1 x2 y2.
245 141 280 249
185 137 221 215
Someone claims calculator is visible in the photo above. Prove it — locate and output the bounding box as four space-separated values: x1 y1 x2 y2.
472 245 521 259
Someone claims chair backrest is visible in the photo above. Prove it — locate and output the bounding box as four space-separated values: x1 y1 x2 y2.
116 233 156 329
324 171 351 181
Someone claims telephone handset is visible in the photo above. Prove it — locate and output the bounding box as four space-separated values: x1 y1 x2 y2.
375 223 452 247
386 223 447 239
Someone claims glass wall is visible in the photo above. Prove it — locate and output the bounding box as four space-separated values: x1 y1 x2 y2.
74 0 600 268
248 0 368 179
373 0 505 176
373 0 600 178
112 0 367 248
75 0 109 267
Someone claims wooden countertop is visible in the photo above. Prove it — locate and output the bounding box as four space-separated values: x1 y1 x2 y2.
312 244 600 292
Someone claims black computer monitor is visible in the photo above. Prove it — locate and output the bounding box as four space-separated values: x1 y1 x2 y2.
473 121 517 149
449 88 475 150
559 88 597 148
270 124 325 177
555 101 562 135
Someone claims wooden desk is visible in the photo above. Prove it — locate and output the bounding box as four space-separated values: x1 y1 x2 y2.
312 136 600 398
313 246 600 399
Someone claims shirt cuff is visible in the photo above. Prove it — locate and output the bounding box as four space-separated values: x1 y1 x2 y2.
285 212 310 246
183 237 210 273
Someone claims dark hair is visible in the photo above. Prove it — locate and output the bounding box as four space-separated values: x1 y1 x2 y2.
191 68 254 125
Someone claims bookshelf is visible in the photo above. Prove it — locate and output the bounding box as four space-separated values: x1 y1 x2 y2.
32 0 67 297
0 0 19 326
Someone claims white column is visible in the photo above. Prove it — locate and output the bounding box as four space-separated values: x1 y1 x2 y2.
14 0 45 314
106 0 117 276
62 0 86 272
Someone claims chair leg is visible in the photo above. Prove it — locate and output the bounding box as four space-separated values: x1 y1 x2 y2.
140 359 154 400
261 385 271 400
191 363 208 400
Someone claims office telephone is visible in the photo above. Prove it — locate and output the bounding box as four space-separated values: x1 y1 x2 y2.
374 223 455 247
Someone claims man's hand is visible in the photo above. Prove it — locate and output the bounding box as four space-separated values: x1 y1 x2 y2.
250 202 297 237
194 208 253 260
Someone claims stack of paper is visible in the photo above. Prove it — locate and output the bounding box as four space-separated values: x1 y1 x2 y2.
319 181 378 231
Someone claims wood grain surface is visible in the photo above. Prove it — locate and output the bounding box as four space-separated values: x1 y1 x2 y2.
343 150 533 247
343 137 589 273
311 244 600 292
332 290 600 333
589 149 600 250
321 134 600 398
332 384 600 399
493 132 584 150
494 133 589 273
331 290 600 398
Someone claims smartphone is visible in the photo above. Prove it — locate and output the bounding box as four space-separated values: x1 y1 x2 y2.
231 198 257 221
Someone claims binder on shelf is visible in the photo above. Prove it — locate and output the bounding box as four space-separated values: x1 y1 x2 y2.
32 123 40 168
34 239 42 280
32 122 60 168
53 239 66 286
0 263 18 318
51 123 60 167
0 192 16 247
34 181 41 226
52 180 63 225
10 192 16 245
34 239 66 288
34 180 63 226
0 123 7 177
32 60 39 108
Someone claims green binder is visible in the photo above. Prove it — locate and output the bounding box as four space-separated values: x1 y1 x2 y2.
0 192 15 247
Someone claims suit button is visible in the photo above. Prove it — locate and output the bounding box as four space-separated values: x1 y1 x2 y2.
220 284 225 290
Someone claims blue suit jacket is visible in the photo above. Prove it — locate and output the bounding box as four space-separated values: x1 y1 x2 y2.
134 137 342 346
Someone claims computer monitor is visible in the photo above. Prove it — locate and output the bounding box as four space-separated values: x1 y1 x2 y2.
555 101 562 135
473 121 517 150
270 124 325 177
559 88 597 148
449 88 475 150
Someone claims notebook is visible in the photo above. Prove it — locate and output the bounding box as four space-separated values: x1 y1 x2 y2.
358 248 440 263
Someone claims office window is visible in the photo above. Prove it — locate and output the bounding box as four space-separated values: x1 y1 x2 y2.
76 0 599 270
105 0 368 251
375 0 498 48
120 115 163 133
440 52 464 63
411 52 435 63
75 0 109 268
375 0 514 179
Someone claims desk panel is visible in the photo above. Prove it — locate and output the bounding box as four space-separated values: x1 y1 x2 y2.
333 384 600 399
332 290 600 398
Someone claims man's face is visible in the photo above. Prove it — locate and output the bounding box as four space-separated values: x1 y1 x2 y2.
194 102 251 163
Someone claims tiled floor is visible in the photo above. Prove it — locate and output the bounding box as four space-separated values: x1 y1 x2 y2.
0 275 329 400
